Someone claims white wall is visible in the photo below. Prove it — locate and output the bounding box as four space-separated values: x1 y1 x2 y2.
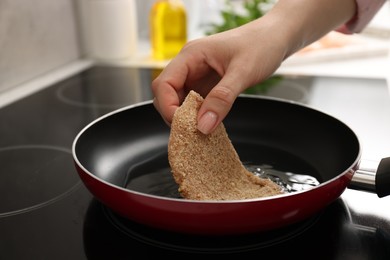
0 0 81 93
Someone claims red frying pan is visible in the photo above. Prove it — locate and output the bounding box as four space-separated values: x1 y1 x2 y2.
72 95 390 235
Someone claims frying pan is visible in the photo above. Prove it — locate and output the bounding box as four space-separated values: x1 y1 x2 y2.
72 95 390 235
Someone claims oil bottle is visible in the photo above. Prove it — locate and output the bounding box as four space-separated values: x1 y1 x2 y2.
150 0 187 60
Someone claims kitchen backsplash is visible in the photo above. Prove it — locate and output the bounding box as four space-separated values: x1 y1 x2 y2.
0 0 81 93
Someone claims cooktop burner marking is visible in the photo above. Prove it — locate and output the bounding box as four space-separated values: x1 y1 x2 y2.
0 145 82 218
56 70 147 108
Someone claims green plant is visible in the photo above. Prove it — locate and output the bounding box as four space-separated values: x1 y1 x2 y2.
206 0 271 35
206 0 282 94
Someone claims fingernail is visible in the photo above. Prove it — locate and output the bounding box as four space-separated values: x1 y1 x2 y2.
198 111 217 135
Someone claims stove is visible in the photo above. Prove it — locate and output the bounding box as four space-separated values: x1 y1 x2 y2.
0 65 389 259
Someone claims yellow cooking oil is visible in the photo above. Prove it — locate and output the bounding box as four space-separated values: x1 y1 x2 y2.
150 0 187 60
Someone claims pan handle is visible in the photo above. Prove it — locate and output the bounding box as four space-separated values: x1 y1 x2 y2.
376 157 390 198
350 157 390 198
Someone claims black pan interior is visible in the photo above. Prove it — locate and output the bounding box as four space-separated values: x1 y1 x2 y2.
74 96 360 192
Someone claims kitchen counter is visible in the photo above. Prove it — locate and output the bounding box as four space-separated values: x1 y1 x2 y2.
93 33 390 80
279 55 390 79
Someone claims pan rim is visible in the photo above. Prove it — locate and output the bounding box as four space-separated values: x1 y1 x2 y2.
72 95 362 204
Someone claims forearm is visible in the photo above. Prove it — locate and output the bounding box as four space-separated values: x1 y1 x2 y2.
253 0 357 58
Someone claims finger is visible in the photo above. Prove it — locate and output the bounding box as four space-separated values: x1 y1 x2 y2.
151 56 191 124
197 70 245 135
152 97 168 126
152 80 182 125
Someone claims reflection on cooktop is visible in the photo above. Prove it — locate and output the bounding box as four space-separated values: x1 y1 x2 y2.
101 202 321 253
83 198 383 258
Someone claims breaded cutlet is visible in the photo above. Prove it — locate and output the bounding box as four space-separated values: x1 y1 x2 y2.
168 90 283 200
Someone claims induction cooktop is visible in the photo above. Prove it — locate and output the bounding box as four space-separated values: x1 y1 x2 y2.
0 66 389 259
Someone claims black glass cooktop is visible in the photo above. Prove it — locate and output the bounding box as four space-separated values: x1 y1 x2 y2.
0 66 389 259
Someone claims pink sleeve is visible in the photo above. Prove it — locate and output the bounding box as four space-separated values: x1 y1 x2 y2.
336 0 387 34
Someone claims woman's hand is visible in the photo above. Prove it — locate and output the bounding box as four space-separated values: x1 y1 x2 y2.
152 20 287 134
152 0 356 135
